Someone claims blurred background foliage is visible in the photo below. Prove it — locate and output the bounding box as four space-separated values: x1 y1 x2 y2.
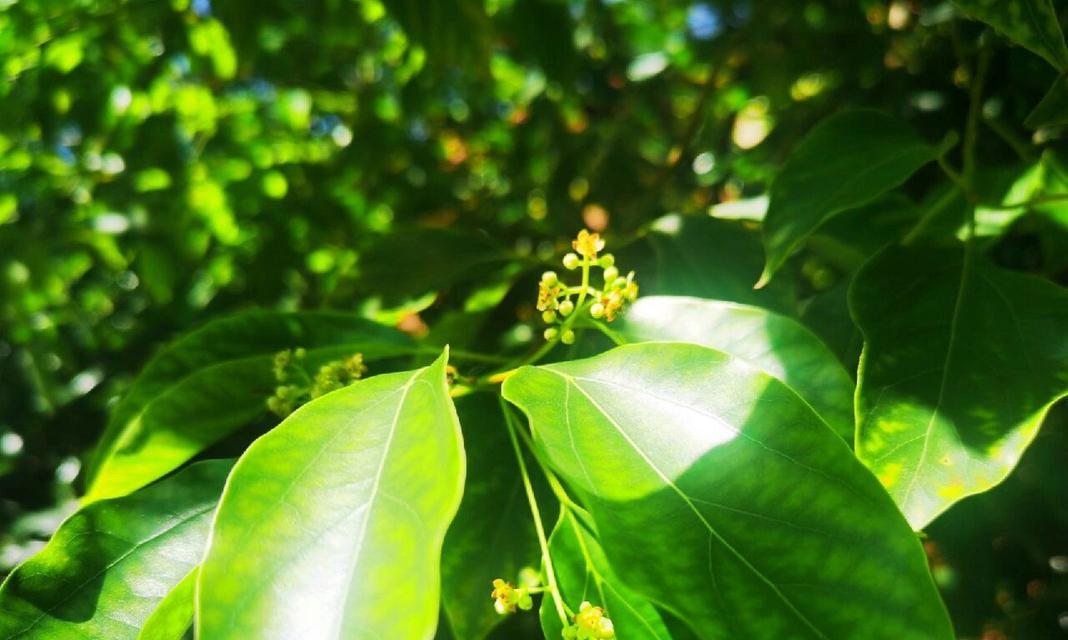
1 0 1067 637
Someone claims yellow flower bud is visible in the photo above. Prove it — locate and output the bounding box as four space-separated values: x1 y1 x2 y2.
563 253 580 270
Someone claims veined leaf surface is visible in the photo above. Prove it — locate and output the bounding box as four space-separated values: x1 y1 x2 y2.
852 244 1068 528
197 350 465 640
503 343 952 640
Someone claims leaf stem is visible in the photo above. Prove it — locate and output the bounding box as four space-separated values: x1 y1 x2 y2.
961 42 992 237
505 408 591 519
499 396 572 626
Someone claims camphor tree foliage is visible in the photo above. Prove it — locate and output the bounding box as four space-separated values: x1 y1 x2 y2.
3 0 1068 638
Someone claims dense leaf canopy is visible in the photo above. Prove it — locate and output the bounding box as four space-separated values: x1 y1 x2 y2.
3 0 1068 638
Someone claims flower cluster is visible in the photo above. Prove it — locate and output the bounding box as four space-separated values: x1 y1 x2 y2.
266 348 367 417
538 229 638 343
310 353 367 399
490 579 533 615
562 601 615 639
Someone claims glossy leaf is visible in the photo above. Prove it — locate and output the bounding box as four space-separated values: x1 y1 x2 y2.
0 460 229 639
503 343 952 639
852 244 1068 529
618 296 855 441
441 393 543 639
641 214 795 313
759 109 950 286
802 285 865 371
85 311 415 503
1026 73 1068 128
539 511 671 640
197 350 465 640
137 569 196 640
952 0 1068 70
358 228 514 306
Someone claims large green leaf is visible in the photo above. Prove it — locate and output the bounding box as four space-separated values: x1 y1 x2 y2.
799 281 864 373
851 244 1068 529
1026 74 1068 129
503 343 952 639
539 511 671 640
358 228 515 306
618 296 855 441
85 311 415 503
440 393 543 640
640 214 795 314
137 569 196 640
758 109 949 287
197 350 464 639
0 460 229 639
952 0 1068 70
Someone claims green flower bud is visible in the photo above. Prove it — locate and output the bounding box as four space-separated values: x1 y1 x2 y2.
544 327 559 341
561 328 576 344
602 266 619 283
294 347 307 360
542 310 557 323
590 303 605 319
558 299 574 316
541 270 559 285
562 252 580 270
612 276 628 289
599 253 615 268
518 591 533 611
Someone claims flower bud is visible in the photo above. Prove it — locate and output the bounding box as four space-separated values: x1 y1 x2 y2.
602 266 619 283
542 310 557 323
544 327 559 341
599 253 615 268
517 591 533 611
558 299 574 316
562 253 580 270
561 329 576 344
541 270 559 285
590 303 605 319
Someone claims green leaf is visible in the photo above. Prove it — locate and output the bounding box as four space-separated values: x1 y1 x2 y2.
539 511 671 640
952 0 1068 70
197 349 465 639
358 228 514 306
641 214 795 313
137 569 196 640
1026 73 1068 128
441 393 543 639
758 109 950 287
851 244 1068 529
618 296 855 441
799 281 864 373
85 311 415 503
503 343 952 639
0 460 229 640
